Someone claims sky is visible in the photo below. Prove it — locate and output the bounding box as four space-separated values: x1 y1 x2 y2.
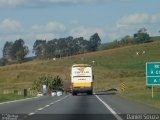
0 0 160 57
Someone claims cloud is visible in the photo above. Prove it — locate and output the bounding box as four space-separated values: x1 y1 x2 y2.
0 0 126 8
34 33 59 40
0 0 96 8
0 19 64 41
45 0 131 5
117 13 160 28
70 20 80 25
0 0 27 8
47 0 80 4
112 13 160 41
0 32 58 42
0 18 22 33
32 22 65 33
46 0 104 5
70 26 106 39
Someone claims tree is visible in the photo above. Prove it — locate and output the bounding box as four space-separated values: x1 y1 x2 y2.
120 35 133 46
50 76 63 91
133 28 151 44
33 34 102 59
10 39 29 62
2 39 29 63
32 74 64 94
138 28 147 33
33 40 46 59
57 38 67 58
45 39 56 58
65 36 74 56
67 37 79 55
3 41 13 60
0 58 8 66
32 74 54 93
16 45 29 63
88 33 101 51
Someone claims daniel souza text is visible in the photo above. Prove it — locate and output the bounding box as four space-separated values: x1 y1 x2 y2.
127 114 159 120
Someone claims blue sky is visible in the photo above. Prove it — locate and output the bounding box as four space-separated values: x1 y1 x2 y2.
0 0 160 57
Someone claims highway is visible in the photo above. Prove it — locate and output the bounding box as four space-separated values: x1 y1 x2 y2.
0 92 160 120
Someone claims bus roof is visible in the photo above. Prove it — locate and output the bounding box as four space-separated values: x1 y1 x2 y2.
72 64 91 67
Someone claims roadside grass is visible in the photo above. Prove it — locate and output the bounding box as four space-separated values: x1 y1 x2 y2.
0 94 33 103
0 40 160 108
120 86 160 109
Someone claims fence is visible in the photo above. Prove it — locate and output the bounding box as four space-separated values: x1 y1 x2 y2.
0 89 35 96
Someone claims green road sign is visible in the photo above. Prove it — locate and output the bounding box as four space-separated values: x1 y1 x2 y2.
146 62 160 85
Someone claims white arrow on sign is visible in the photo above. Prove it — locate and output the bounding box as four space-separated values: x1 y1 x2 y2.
154 79 157 83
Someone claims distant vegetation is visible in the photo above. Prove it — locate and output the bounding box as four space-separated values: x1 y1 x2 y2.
1 39 29 65
33 33 101 59
0 27 158 66
98 28 152 51
0 33 101 65
32 74 64 93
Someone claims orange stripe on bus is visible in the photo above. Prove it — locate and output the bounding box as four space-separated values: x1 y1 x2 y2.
73 82 92 87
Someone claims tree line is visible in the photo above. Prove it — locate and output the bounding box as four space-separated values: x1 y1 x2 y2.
98 28 152 50
33 33 101 59
0 33 101 65
0 28 154 65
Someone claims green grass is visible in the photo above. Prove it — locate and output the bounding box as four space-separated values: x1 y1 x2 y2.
151 36 160 41
0 94 33 103
0 40 160 108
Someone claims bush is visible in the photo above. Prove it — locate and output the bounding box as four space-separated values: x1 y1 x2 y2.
0 58 8 66
32 74 64 93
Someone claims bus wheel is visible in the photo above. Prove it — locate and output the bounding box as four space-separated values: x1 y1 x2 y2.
72 92 77 96
88 91 93 95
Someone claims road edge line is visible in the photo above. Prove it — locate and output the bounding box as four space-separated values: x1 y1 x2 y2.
95 95 123 120
0 96 38 105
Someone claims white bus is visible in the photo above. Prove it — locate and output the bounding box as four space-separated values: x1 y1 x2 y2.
71 64 93 95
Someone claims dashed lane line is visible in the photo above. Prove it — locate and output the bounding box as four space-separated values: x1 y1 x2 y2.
37 108 44 111
45 105 50 107
28 112 35 116
28 95 70 116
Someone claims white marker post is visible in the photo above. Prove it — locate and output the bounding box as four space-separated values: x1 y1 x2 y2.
152 86 154 98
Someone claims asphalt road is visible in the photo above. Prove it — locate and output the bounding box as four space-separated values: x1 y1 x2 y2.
0 93 160 120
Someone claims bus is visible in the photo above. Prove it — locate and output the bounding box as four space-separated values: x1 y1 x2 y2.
71 64 94 95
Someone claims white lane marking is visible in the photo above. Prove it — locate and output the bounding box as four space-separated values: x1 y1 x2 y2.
49 103 53 105
95 95 123 120
45 105 50 107
28 95 70 116
28 112 35 116
49 95 69 105
0 97 38 105
37 108 43 111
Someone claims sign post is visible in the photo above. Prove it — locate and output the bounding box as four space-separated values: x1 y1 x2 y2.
152 86 154 98
146 62 160 98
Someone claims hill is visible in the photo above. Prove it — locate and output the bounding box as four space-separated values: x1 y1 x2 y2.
151 36 160 41
0 40 160 108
